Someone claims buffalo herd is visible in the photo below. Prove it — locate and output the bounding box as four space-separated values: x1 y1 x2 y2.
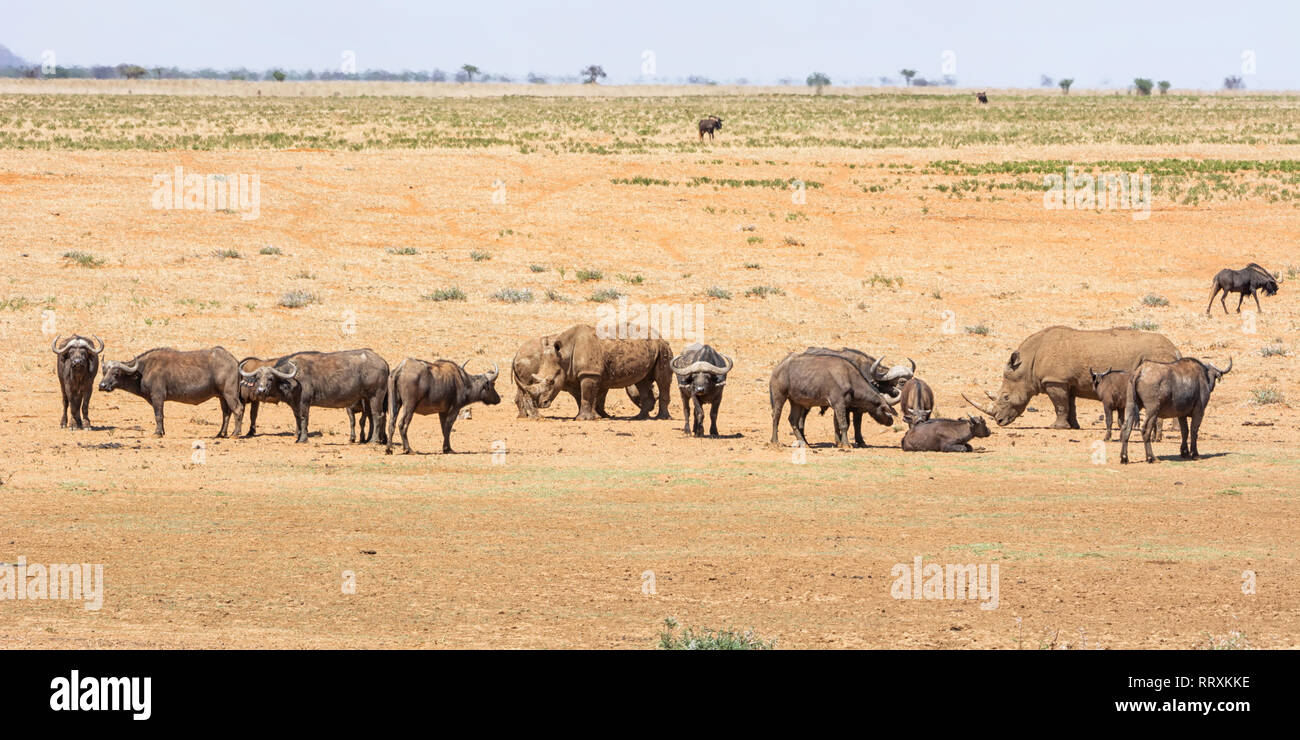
50 263 1277 462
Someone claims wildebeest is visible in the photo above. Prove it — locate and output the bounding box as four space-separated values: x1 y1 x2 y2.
698 115 722 140
769 353 895 448
671 343 733 436
98 346 244 437
976 91 989 104
52 334 103 429
524 324 673 421
963 326 1180 429
1206 263 1279 315
252 350 389 444
1088 368 1132 441
901 416 990 452
800 347 913 445
1120 358 1232 464
511 333 634 419
899 377 935 427
385 358 500 454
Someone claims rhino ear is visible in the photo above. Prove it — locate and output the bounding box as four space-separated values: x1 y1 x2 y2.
1007 351 1021 370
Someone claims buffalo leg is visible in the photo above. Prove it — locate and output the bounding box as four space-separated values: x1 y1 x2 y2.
151 395 166 437
294 403 310 443
217 396 233 438
1178 417 1190 458
679 389 692 433
346 407 357 443
439 411 456 453
1141 407 1160 463
1102 403 1113 441
770 394 786 445
942 443 972 452
833 404 851 449
851 410 865 448
787 405 809 447
244 401 260 438
369 394 387 445
1044 384 1074 429
708 397 720 436
225 388 244 437
1189 408 1204 459
395 401 417 454
59 386 69 428
70 391 85 430
78 391 90 429
692 396 705 436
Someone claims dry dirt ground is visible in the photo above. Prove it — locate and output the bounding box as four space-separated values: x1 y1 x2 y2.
0 116 1297 647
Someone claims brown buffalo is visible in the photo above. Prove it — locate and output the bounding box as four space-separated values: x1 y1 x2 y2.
671 343 734 437
238 356 373 441
901 416 990 452
769 353 895 448
899 377 935 427
1088 368 1132 441
1120 358 1232 464
252 350 388 444
98 346 244 437
386 358 500 454
52 334 103 429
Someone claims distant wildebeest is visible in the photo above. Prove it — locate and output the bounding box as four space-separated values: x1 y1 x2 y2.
511 333 634 419
698 115 722 140
238 356 374 441
251 350 389 444
98 346 244 437
899 377 935 427
901 416 990 452
769 353 896 448
1120 358 1232 464
800 347 912 445
963 326 1180 429
385 358 500 454
671 343 734 436
524 324 673 421
52 334 103 429
976 91 989 104
1088 368 1134 441
1206 263 1278 315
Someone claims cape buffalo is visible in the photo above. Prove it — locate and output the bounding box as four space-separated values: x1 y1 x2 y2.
524 324 672 421
769 353 895 448
698 115 722 140
1120 358 1232 464
98 346 244 437
1088 368 1132 441
238 356 374 441
386 358 500 454
511 334 635 419
256 350 389 444
963 326 1180 429
1207 263 1279 315
901 416 989 452
671 343 734 437
899 377 935 427
798 347 913 445
52 334 103 429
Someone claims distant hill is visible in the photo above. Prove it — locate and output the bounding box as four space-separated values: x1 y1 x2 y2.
0 44 29 68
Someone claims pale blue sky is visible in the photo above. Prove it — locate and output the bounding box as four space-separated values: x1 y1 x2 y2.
6 0 1298 89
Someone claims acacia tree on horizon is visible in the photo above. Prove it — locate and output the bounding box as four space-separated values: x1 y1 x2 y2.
461 64 480 82
582 65 606 84
900 69 917 86
1059 78 1074 94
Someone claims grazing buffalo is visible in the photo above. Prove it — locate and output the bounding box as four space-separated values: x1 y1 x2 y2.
256 350 389 444
52 334 103 429
511 334 634 419
386 358 500 454
98 346 244 437
901 416 990 452
698 115 722 140
769 353 895 448
1120 358 1232 464
671 343 734 437
524 324 672 421
963 326 1180 429
1207 263 1279 315
1088 368 1133 441
899 377 935 427
800 347 913 445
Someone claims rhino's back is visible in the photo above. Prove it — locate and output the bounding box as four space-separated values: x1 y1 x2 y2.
1025 326 1179 392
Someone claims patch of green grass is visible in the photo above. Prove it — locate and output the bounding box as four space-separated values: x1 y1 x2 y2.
62 250 104 268
965 323 992 335
588 288 624 303
1259 345 1288 357
1141 294 1169 307
864 273 903 289
212 248 241 259
0 297 30 311
575 268 603 282
386 246 419 255
529 264 547 273
258 245 282 255
422 287 466 302
1250 388 1283 405
492 288 533 303
278 290 317 308
746 236 764 245
616 273 645 285
705 286 732 300
657 618 775 650
744 285 785 298
470 250 491 262
1131 319 1160 331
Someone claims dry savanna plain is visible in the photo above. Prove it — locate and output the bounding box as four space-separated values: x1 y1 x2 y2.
0 83 1297 648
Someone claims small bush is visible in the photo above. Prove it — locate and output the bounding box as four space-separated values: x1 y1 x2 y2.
1250 388 1283 405
744 285 785 298
213 249 241 259
545 289 573 303
1141 294 1169 307
576 268 603 282
279 290 317 308
529 264 547 273
470 250 491 262
966 323 991 335
386 246 419 255
657 618 775 650
705 286 732 300
617 273 645 285
865 273 903 289
588 288 624 303
1259 345 1288 357
1131 319 1160 331
422 287 467 302
492 288 533 303
62 251 104 268
744 262 761 269
259 245 282 255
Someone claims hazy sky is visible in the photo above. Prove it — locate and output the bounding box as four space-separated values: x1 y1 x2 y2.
6 0 1298 89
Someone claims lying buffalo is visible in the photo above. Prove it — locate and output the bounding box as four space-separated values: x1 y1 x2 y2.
769 353 895 448
671 343 734 436
899 377 935 427
1121 358 1231 464
799 347 912 446
524 324 672 421
98 346 244 437
254 350 389 444
963 326 1180 429
52 334 103 429
386 358 500 454
239 356 373 441
901 416 989 452
511 333 635 419
1206 263 1279 315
